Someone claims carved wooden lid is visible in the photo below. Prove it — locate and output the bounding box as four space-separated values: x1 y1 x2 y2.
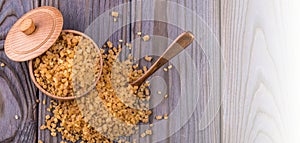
4 6 63 62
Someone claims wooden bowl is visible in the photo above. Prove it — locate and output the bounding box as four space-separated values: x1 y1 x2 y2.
28 30 102 100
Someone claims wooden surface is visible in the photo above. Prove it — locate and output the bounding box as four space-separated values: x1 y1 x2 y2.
130 0 220 143
1 0 220 142
221 0 299 143
1 0 299 143
0 1 39 143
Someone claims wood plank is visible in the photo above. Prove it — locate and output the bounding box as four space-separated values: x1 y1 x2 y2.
221 0 295 142
0 0 221 142
131 0 220 143
0 0 39 143
37 0 131 142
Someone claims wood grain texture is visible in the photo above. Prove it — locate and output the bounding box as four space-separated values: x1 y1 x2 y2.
131 0 220 143
0 0 39 143
221 0 288 142
1 0 298 142
1 0 221 142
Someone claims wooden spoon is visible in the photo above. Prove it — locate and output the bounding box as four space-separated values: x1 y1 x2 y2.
130 31 195 87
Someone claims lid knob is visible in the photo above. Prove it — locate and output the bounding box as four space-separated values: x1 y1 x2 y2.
19 18 36 35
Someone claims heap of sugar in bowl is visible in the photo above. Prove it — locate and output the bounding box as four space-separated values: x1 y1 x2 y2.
33 31 101 98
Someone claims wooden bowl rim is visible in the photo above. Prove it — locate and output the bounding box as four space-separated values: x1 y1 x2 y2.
29 29 103 100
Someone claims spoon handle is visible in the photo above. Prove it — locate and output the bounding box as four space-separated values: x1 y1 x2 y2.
130 31 194 87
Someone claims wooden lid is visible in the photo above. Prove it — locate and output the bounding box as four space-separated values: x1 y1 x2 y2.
4 6 63 62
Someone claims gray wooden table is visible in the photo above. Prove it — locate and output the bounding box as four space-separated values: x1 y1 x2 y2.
0 0 292 143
